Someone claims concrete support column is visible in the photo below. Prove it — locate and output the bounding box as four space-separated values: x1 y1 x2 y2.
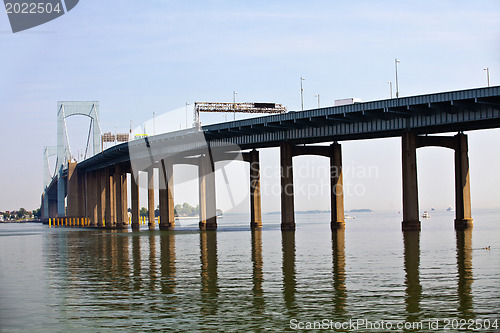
131 172 140 230
67 161 79 218
86 171 97 226
42 193 49 219
147 167 156 230
57 165 66 217
249 149 262 229
159 160 175 231
198 154 217 231
402 131 421 231
280 142 295 231
120 168 128 226
104 167 114 228
330 143 345 230
114 165 126 228
49 198 57 219
454 134 473 229
97 169 105 228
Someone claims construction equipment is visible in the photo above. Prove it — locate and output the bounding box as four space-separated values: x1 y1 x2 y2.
194 102 287 126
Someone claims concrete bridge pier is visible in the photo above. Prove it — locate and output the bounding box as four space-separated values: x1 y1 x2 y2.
454 134 473 230
147 166 156 230
113 165 127 228
402 131 421 231
249 149 262 229
330 143 345 230
159 160 175 231
48 197 57 219
85 170 98 227
67 161 85 219
280 142 295 231
402 131 473 231
280 142 346 231
131 171 140 230
104 167 114 228
97 169 106 228
199 154 217 231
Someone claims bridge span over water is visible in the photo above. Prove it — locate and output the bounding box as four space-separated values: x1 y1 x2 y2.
41 86 500 232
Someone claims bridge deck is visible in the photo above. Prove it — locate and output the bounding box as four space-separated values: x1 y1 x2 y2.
76 86 500 172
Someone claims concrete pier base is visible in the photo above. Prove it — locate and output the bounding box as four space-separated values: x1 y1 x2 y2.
280 142 295 231
147 167 156 230
401 131 421 231
131 172 140 230
87 171 98 227
249 149 262 230
104 167 114 228
454 133 473 230
159 160 175 231
114 165 128 229
330 143 345 230
199 154 217 231
97 169 105 228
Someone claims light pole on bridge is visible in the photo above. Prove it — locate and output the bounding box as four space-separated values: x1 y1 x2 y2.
185 103 190 128
388 81 393 99
484 67 490 87
233 91 238 121
300 76 305 111
153 112 156 135
315 94 320 108
395 58 400 98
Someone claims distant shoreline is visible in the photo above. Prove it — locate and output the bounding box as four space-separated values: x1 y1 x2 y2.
266 209 373 215
1 219 41 224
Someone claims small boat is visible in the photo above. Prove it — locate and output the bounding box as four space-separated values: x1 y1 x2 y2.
422 211 431 219
447 206 454 212
345 215 355 220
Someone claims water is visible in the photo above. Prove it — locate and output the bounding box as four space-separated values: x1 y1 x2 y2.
0 210 499 332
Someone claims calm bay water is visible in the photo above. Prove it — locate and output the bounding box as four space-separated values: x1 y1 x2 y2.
0 210 499 332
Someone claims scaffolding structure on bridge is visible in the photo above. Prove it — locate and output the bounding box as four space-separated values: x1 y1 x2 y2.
193 102 286 125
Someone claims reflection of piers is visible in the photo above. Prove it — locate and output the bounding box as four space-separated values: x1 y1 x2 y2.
281 231 296 315
456 229 474 319
200 231 218 316
132 234 142 290
403 231 422 322
160 232 176 295
332 229 346 316
149 235 157 291
251 230 264 314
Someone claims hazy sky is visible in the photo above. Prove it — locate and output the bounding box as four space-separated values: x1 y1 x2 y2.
0 0 499 213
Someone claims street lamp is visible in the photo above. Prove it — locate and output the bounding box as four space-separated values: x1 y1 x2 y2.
233 91 238 121
315 94 320 108
153 112 156 135
387 81 393 99
395 58 400 98
185 103 190 128
484 67 490 87
300 76 305 111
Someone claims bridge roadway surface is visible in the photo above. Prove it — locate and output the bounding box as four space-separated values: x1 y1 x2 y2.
75 86 500 172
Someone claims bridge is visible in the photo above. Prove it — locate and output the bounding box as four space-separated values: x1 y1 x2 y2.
41 86 500 232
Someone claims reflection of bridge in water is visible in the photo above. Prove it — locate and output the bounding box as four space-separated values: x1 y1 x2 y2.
46 228 475 328
41 86 500 232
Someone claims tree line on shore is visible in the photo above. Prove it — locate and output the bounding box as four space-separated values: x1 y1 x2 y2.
135 202 222 218
1 208 40 221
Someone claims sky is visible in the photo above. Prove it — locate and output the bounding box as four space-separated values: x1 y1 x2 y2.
0 0 499 214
